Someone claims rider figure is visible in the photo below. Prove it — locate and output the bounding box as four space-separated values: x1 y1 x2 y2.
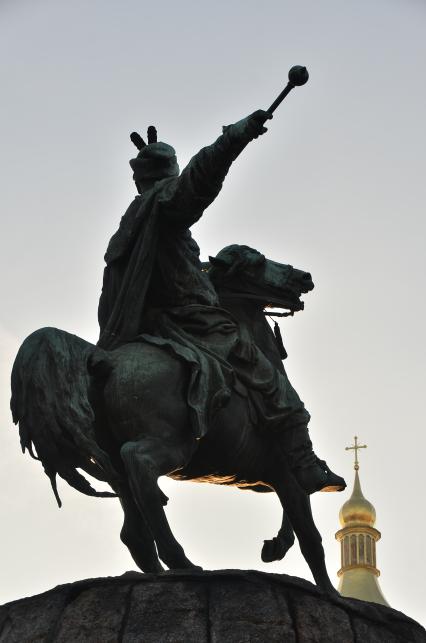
98 111 345 495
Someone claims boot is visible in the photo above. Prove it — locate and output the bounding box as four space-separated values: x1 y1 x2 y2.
296 457 346 494
279 425 346 495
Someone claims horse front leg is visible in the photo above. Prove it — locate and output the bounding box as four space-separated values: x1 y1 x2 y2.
120 435 201 571
272 468 338 596
261 508 295 563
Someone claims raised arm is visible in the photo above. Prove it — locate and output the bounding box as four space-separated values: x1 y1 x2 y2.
160 110 271 226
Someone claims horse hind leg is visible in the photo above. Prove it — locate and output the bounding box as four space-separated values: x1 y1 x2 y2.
120 435 200 571
119 487 163 574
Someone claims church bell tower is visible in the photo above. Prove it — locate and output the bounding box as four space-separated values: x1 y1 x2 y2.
335 436 389 606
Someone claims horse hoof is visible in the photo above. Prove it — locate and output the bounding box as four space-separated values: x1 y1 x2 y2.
262 539 276 562
163 553 202 571
261 536 294 562
147 560 165 574
182 564 203 572
132 558 164 574
167 563 203 573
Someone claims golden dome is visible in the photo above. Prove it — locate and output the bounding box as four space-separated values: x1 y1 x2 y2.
339 470 376 527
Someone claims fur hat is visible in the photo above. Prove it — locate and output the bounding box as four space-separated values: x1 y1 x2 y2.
129 126 179 181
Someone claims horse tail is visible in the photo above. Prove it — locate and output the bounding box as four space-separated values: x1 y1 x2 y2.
10 327 119 507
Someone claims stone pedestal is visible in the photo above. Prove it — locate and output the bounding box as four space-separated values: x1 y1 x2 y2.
0 570 424 642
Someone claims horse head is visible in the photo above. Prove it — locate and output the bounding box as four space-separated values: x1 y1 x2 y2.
206 244 314 312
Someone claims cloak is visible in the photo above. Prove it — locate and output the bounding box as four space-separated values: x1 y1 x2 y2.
98 185 164 349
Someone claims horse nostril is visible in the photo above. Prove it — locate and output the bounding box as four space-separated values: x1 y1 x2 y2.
304 273 312 281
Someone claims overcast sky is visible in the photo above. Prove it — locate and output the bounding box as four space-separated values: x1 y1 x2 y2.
1 0 425 628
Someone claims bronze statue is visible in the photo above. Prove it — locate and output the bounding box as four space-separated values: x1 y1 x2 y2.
10 67 345 594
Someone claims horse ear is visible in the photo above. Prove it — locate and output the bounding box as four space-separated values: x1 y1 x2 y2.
208 256 229 268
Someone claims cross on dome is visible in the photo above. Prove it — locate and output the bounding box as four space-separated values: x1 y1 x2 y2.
345 435 367 471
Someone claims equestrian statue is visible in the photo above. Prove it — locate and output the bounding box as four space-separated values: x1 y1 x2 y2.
11 66 346 594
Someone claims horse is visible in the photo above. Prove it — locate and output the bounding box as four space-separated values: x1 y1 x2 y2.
10 244 338 594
